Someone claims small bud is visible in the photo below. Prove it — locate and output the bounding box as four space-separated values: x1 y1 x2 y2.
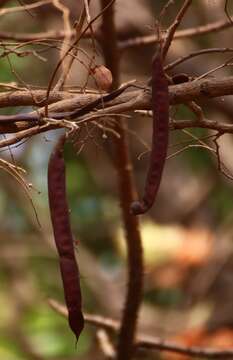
102 133 108 139
91 65 113 91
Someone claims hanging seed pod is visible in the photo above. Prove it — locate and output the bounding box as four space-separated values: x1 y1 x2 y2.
131 48 169 215
48 135 84 341
91 64 113 91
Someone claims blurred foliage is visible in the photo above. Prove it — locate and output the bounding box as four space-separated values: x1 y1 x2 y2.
1 1 233 359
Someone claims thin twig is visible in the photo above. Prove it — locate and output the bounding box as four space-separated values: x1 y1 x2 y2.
52 0 72 90
162 0 192 60
0 0 51 16
44 0 116 116
224 0 233 24
0 17 232 43
96 329 115 359
119 18 233 50
165 47 233 71
49 299 233 359
54 2 87 91
171 118 233 134
195 56 233 81
159 0 176 22
186 100 205 122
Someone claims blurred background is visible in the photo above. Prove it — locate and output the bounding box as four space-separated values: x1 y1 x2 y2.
1 0 233 359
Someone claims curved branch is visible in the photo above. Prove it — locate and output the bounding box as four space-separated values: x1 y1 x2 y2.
49 299 233 359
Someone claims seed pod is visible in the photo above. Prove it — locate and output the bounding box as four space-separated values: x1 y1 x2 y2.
48 135 84 341
131 49 169 215
91 64 113 91
172 73 189 84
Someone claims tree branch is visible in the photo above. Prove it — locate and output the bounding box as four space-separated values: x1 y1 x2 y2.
100 1 143 360
49 299 233 359
1 76 233 112
0 17 232 46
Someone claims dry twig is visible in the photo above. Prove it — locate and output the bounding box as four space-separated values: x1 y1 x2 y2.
162 0 192 60
0 0 51 16
49 299 233 359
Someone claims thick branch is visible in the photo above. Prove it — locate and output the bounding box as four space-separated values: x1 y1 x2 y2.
1 76 233 141
100 1 143 360
0 89 74 108
1 76 233 111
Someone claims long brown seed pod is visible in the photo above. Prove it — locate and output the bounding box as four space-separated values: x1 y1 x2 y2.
131 49 169 215
48 134 84 340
